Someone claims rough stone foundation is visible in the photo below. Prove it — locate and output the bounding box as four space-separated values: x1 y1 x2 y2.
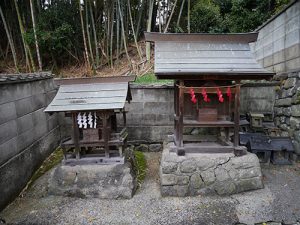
48 162 136 199
160 143 264 197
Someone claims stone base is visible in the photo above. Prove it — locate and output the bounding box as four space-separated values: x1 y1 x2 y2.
160 143 264 197
48 162 136 199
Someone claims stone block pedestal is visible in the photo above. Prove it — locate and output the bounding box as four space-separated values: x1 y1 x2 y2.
160 143 264 197
48 162 136 199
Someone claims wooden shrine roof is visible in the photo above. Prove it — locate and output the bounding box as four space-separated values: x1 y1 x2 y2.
144 32 275 80
44 76 135 113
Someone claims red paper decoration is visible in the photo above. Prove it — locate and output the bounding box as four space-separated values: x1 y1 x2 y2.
226 87 232 101
201 88 210 102
189 88 197 104
216 88 224 103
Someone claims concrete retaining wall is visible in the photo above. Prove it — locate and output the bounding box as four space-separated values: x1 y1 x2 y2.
0 72 60 211
250 0 300 73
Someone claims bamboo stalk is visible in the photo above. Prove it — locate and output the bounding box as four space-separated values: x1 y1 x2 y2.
0 5 18 72
85 0 95 74
127 0 143 62
79 0 91 73
164 0 178 33
30 0 42 71
117 0 131 65
188 0 190 33
89 0 99 67
176 0 185 27
146 0 154 61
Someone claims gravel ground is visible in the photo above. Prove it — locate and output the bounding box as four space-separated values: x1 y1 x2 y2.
1 153 300 225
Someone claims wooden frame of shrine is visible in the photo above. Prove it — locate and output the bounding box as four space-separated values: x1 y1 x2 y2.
45 76 135 165
145 32 275 156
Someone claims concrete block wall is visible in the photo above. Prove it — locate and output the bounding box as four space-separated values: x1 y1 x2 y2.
0 73 60 211
250 0 300 73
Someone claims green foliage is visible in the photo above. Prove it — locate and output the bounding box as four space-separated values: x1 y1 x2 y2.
134 73 173 84
190 0 223 33
27 147 63 188
134 151 147 185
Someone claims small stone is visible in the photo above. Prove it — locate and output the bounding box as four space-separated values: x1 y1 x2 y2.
195 158 215 170
176 185 189 197
149 143 162 152
201 169 216 185
191 128 200 135
294 130 300 143
237 167 262 179
215 167 230 182
293 140 300 155
180 160 197 173
291 105 300 117
283 107 292 116
177 176 189 185
275 98 292 107
135 144 149 152
280 116 286 124
214 180 236 195
236 177 263 193
279 124 288 131
161 174 177 186
161 186 176 196
284 77 297 89
161 161 178 174
190 173 204 189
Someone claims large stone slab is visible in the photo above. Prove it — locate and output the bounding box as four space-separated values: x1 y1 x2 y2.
48 163 136 199
160 143 263 197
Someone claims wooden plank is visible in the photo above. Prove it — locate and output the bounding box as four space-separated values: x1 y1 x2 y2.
169 145 234 154
45 103 125 112
53 97 126 105
183 119 235 127
63 156 125 165
156 50 252 59
234 82 241 147
156 42 250 51
156 63 262 69
183 134 218 142
60 83 128 92
183 87 236 94
55 75 135 86
155 58 256 64
57 90 128 99
155 68 268 73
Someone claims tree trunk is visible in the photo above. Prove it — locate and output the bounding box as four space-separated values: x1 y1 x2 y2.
85 0 95 74
0 5 18 72
30 0 42 71
176 0 185 28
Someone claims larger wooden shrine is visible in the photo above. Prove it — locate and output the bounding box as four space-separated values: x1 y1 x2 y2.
45 76 135 165
145 32 274 156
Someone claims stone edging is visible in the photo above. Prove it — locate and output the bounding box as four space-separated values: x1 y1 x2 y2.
0 71 53 85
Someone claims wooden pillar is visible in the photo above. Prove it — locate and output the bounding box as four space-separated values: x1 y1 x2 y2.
72 112 80 159
122 110 126 127
234 81 241 147
174 81 179 146
178 80 184 147
101 112 110 158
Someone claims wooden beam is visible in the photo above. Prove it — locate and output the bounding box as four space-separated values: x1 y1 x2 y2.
234 81 241 147
178 80 184 149
72 113 80 159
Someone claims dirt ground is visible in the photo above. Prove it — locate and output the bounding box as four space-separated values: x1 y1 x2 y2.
1 152 300 225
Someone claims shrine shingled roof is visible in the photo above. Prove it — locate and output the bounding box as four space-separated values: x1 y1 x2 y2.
144 32 275 80
44 76 135 113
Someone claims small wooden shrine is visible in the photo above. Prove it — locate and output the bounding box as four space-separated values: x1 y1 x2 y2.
45 76 135 165
145 32 274 156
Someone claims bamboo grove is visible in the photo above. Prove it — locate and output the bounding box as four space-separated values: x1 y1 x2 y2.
0 0 290 75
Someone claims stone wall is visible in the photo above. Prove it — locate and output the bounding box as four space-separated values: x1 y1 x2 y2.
250 0 300 73
0 72 60 211
160 143 263 197
273 70 300 155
